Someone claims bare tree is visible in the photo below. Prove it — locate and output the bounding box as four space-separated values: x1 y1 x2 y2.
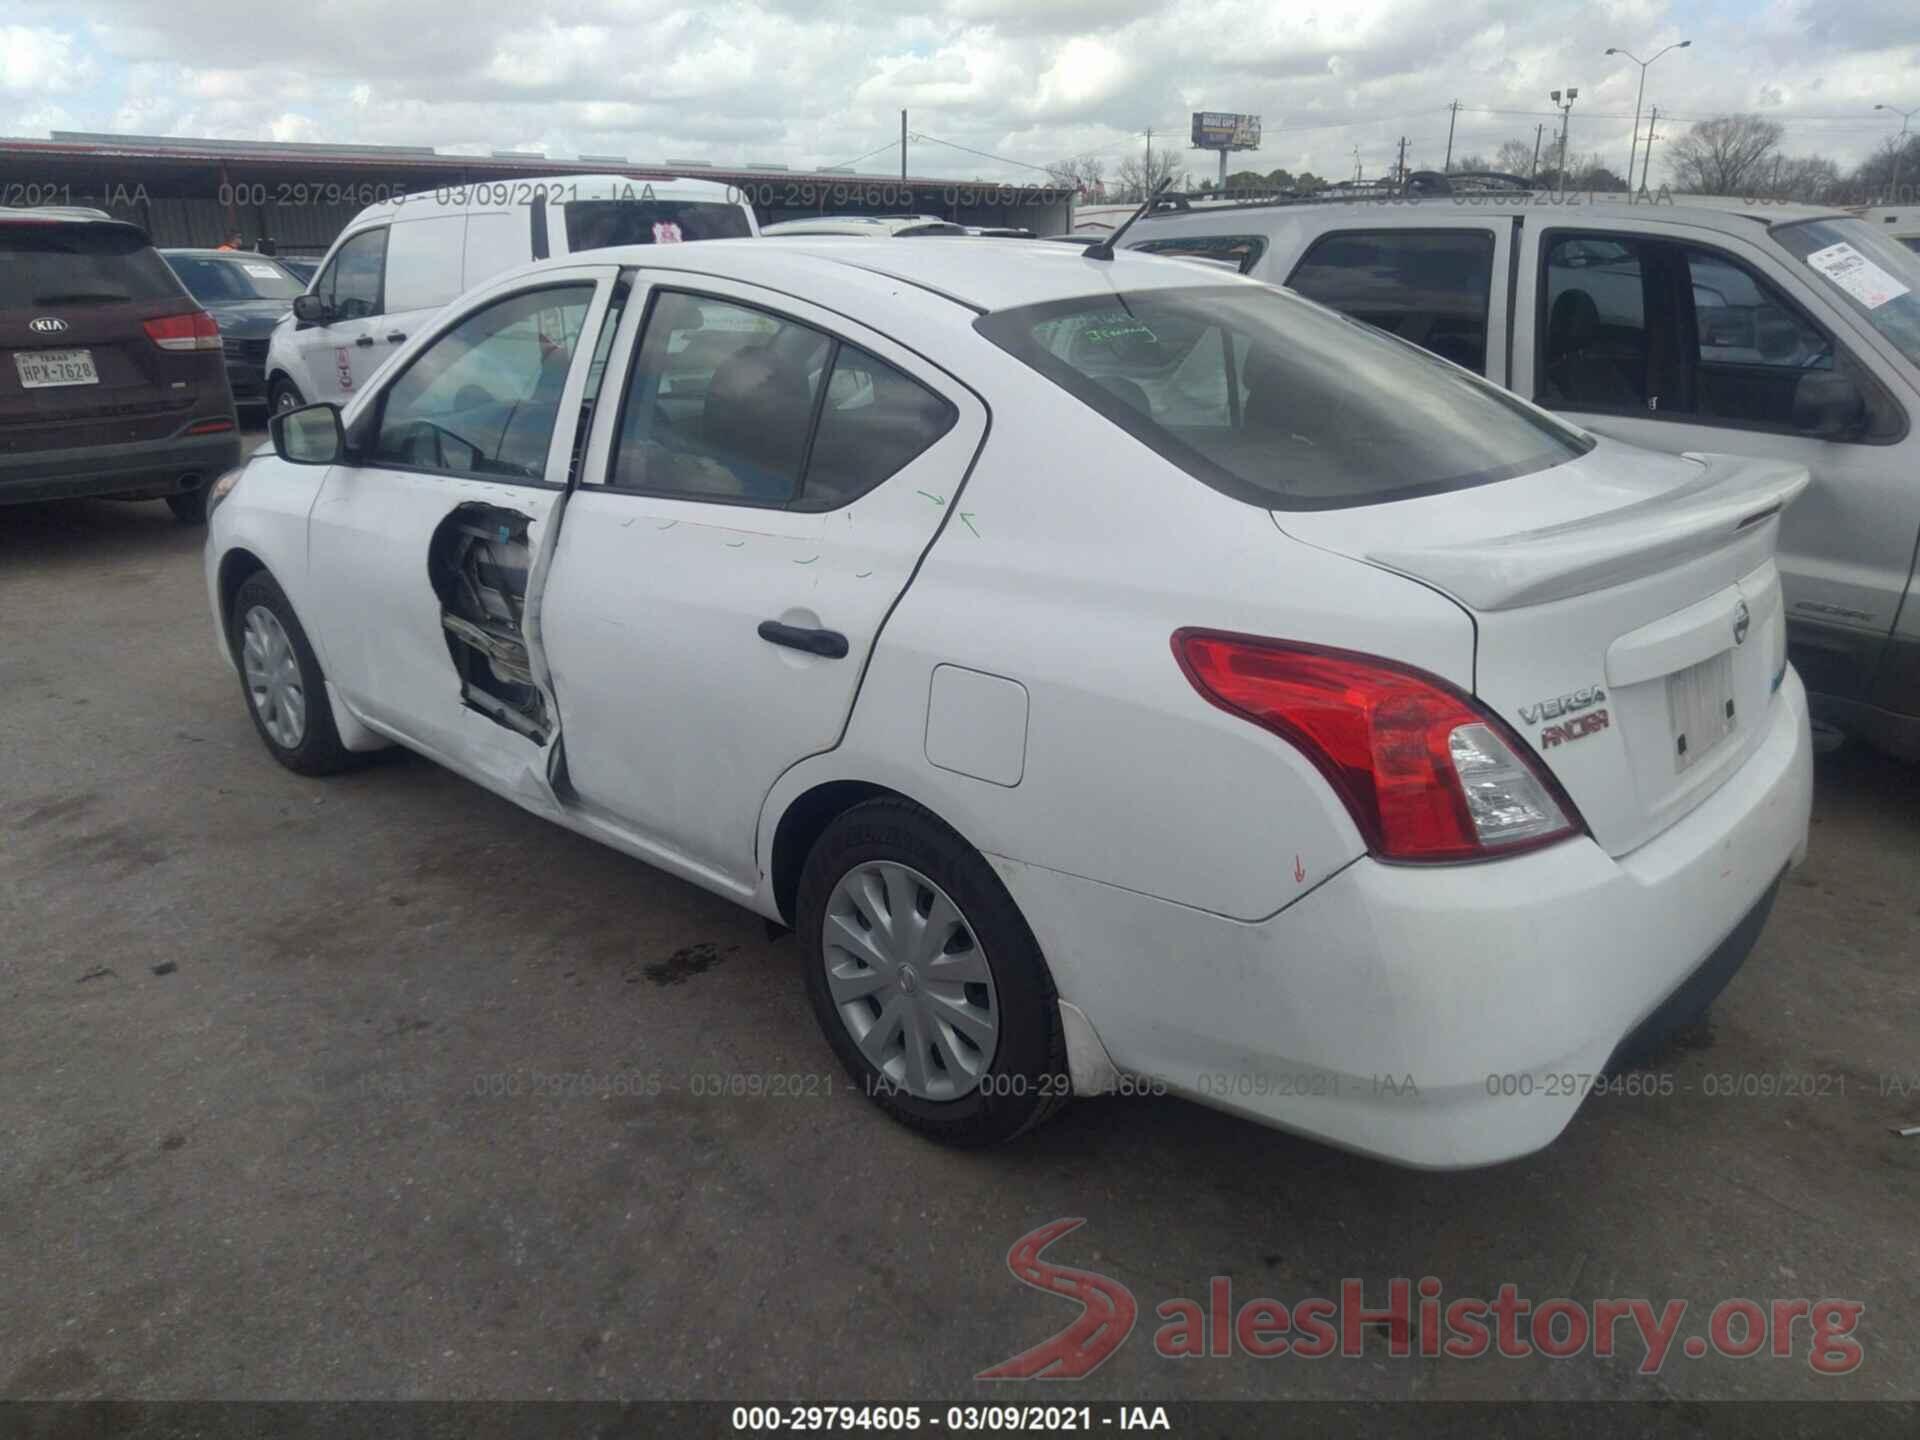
1452 152 1490 173
1494 138 1535 177
1045 155 1107 199
1852 134 1920 204
1114 147 1183 200
1666 115 1784 195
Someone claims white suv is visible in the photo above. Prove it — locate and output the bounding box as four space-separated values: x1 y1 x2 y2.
264 174 756 415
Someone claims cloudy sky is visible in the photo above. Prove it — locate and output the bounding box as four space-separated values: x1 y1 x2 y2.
2 0 1916 185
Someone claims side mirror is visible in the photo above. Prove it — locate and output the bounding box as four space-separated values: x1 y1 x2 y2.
292 293 330 325
1792 370 1866 441
271 402 346 466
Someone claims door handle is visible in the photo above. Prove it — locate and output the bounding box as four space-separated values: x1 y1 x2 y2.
385 331 407 344
757 620 849 659
354 335 375 347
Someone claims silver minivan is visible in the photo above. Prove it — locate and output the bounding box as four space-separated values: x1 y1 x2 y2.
1125 190 1920 757
265 174 757 416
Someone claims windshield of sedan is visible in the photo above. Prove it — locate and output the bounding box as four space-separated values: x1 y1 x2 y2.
1771 217 1920 371
975 285 1592 510
167 254 306 302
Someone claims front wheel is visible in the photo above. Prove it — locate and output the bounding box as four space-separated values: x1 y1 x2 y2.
227 569 355 776
269 378 305 416
798 798 1069 1146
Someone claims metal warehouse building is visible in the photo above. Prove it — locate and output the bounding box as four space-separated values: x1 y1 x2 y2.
0 132 1073 255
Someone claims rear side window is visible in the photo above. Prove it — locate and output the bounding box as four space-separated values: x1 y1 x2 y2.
564 201 753 250
976 286 1590 511
1134 234 1268 274
0 224 184 308
797 345 957 510
1286 230 1495 374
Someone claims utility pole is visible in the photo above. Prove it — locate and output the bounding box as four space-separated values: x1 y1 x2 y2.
1877 104 1917 204
1640 106 1660 192
1143 127 1153 198
1396 135 1409 184
1352 146 1362 182
1444 100 1460 171
1550 88 1578 192
900 110 907 181
1606 41 1690 200
1531 123 1544 180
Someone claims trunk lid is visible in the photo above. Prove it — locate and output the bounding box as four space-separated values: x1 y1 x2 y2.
1276 440 1808 855
1 216 219 454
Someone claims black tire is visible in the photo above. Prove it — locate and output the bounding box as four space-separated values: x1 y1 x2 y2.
798 797 1069 1146
166 484 208 525
269 378 305 416
227 569 356 776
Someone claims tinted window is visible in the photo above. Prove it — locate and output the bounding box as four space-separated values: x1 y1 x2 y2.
372 284 594 481
167 255 304 302
1287 230 1494 373
1134 234 1268 274
321 228 387 320
977 286 1589 511
612 292 825 503
564 200 753 251
799 345 957 510
0 224 184 308
1540 235 1649 410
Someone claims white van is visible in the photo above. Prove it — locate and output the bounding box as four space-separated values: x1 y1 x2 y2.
264 175 756 413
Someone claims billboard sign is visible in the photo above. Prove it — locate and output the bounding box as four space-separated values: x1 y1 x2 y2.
1191 113 1261 151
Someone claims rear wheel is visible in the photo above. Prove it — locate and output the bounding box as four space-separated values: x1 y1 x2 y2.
798 798 1068 1146
269 378 305 416
228 570 354 776
165 483 208 525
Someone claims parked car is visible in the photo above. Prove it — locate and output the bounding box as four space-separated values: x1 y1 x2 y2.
1120 192 1920 758
205 238 1810 1168
162 248 307 410
759 215 968 237
264 174 756 417
2 206 239 522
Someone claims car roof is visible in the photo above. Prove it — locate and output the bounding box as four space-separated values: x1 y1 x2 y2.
556 235 1260 314
1 204 145 232
761 216 965 237
351 172 742 222
1130 194 1855 237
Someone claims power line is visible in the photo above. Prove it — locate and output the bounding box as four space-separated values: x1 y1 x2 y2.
822 137 902 171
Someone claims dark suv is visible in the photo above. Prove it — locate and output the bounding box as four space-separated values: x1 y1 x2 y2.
2 207 241 523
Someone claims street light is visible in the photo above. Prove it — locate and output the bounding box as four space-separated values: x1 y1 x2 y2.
1876 103 1917 204
1550 88 1579 192
1607 40 1689 193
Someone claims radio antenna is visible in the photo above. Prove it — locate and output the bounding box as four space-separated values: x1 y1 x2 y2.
1083 177 1175 261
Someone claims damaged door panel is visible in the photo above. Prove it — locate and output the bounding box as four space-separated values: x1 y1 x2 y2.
430 503 549 741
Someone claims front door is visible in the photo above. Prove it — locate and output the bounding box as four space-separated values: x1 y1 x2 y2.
538 275 987 888
1513 218 1920 705
303 266 619 791
291 226 390 405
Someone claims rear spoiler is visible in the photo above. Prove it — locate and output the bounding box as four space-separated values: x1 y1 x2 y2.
1366 454 1811 611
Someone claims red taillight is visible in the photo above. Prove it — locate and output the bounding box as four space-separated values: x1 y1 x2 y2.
1172 629 1583 862
143 311 221 351
186 418 235 434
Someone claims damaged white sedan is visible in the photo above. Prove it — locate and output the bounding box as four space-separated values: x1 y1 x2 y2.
205 238 1812 1166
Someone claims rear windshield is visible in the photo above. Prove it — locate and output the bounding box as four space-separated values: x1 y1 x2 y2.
564 200 752 251
1770 217 1920 371
167 254 305 302
975 285 1592 510
0 223 185 309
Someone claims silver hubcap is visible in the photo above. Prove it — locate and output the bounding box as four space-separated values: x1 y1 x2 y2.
241 604 306 749
275 389 298 413
822 861 998 1101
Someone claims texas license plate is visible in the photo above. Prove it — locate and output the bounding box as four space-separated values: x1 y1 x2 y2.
15 349 99 388
1668 650 1736 773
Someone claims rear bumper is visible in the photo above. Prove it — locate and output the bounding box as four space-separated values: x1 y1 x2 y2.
997 668 1813 1169
0 429 242 505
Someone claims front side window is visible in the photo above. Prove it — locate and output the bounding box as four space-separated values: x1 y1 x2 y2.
371 284 595 480
1286 230 1494 374
322 228 387 321
977 285 1590 511
1134 234 1268 275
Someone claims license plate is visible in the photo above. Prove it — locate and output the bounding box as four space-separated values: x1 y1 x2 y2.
1668 650 1736 773
15 349 99 388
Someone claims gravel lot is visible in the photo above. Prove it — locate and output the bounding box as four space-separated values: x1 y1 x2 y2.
2 484 1917 1415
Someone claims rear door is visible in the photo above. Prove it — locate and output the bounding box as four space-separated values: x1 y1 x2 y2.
538 275 985 887
1513 218 1920 707
1 219 216 454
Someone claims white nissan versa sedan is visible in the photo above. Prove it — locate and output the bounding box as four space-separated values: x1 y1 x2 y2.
203 237 1813 1168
